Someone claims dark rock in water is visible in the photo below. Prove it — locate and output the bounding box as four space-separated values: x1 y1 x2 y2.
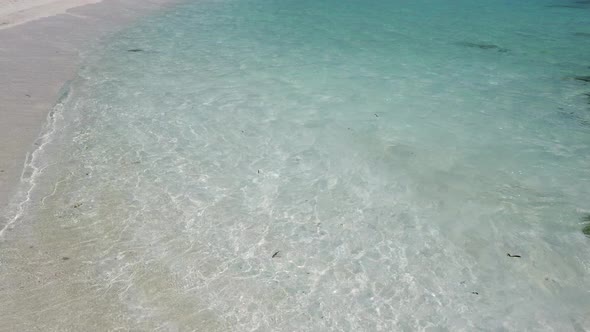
127 49 144 53
582 214 590 222
583 224 590 237
574 76 590 83
457 42 509 52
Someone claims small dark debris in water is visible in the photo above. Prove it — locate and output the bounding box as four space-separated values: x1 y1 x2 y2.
127 48 144 53
0 169 4 173
471 291 479 295
241 130 245 133
25 94 31 98
574 76 590 83
272 251 280 258
507 253 521 258
374 113 379 118
257 169 261 174
62 257 70 261
131 161 140 164
460 281 466 285
72 203 83 209
29 245 34 249
85 172 90 176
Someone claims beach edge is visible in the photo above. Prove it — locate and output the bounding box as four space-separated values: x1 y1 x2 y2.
0 0 179 232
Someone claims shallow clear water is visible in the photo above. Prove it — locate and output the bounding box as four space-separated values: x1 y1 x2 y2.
2 0 590 330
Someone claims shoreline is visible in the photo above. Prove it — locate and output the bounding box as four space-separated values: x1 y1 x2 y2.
0 0 101 29
0 0 177 231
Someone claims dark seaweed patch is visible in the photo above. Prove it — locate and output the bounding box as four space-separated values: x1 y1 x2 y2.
548 0 590 8
546 4 586 8
557 109 590 127
582 214 590 237
457 42 509 52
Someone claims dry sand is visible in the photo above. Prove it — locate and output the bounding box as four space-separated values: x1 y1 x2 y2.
0 0 176 230
0 0 102 29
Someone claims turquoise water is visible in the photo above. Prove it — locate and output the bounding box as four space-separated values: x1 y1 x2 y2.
2 0 590 330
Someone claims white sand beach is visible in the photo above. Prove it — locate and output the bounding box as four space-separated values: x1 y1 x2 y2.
0 0 175 229
0 0 101 28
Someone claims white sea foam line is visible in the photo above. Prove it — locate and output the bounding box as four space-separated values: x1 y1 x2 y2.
0 84 72 238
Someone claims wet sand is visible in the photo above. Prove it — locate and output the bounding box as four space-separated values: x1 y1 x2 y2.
0 0 177 231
